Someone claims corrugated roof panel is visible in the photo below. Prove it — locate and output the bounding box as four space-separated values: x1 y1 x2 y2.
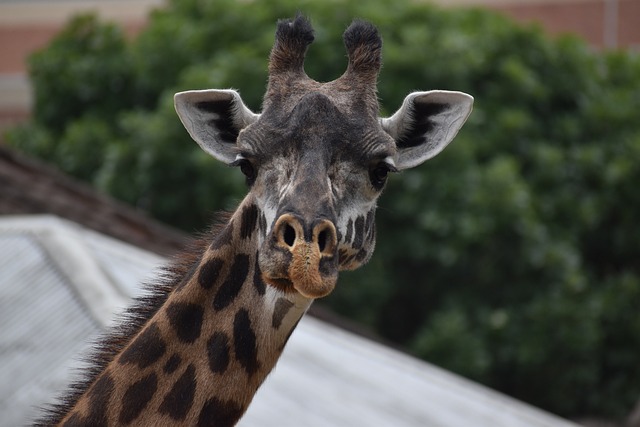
81 227 164 298
0 233 99 426
241 317 577 427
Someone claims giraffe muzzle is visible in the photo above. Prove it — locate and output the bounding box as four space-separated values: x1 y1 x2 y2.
266 213 338 299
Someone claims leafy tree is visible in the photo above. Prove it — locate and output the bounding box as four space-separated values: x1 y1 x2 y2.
6 0 640 421
29 14 135 133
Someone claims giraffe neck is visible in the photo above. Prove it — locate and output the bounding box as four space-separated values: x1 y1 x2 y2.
54 197 312 426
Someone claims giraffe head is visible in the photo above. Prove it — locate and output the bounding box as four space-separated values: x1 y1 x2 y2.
174 16 473 300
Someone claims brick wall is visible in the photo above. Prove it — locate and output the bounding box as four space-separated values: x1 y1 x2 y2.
0 0 159 130
489 0 639 49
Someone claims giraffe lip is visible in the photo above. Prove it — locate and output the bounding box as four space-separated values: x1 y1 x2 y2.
261 275 294 292
262 269 337 300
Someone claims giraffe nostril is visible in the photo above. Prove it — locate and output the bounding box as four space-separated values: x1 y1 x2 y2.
274 214 336 255
274 214 303 250
283 223 296 247
317 229 328 253
313 221 337 256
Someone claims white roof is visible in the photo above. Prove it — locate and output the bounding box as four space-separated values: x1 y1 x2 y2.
0 215 577 427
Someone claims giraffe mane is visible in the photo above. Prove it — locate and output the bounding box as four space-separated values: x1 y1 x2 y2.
33 212 232 426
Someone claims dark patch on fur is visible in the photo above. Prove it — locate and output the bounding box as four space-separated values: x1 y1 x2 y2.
34 214 231 426
197 397 244 427
240 204 259 239
259 212 267 237
61 373 115 426
233 309 260 376
344 253 356 265
198 257 224 290
118 323 166 369
195 99 239 145
355 248 369 262
213 254 250 311
163 353 182 374
272 298 294 328
396 102 448 149
320 255 338 277
207 332 231 374
338 248 349 264
84 373 114 427
252 253 266 295
365 210 374 233
210 221 234 250
175 258 199 292
352 216 365 249
166 302 204 344
118 372 158 424
159 364 197 421
366 216 376 243
344 218 353 244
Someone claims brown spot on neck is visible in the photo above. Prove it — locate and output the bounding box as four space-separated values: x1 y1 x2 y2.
272 298 295 328
158 364 197 421
118 372 158 424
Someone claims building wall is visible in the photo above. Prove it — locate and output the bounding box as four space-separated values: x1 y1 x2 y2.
0 0 159 130
491 0 640 49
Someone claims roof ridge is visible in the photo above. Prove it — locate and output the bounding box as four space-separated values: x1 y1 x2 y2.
0 144 188 255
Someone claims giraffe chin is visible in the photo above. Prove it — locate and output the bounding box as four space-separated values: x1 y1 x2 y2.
290 270 337 299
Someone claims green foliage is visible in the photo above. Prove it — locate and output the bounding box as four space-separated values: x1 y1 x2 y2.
6 0 640 421
28 14 135 133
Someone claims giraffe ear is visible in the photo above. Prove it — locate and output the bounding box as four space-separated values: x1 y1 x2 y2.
174 89 260 164
381 91 473 170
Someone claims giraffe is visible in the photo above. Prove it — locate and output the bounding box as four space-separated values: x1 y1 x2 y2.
36 16 473 427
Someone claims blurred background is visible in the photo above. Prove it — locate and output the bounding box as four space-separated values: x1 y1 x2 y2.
1 0 639 426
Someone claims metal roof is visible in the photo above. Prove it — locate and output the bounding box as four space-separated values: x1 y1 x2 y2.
0 215 578 427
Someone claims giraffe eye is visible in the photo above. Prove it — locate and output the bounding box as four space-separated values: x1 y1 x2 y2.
232 157 257 185
369 162 397 189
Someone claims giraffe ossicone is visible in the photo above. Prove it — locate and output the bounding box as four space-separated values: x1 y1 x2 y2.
39 15 472 427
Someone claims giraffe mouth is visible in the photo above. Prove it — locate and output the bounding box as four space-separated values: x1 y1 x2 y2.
259 238 339 299
260 244 338 300
259 214 339 299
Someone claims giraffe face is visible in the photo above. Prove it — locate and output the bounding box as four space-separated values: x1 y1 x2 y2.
235 91 396 298
174 17 474 299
